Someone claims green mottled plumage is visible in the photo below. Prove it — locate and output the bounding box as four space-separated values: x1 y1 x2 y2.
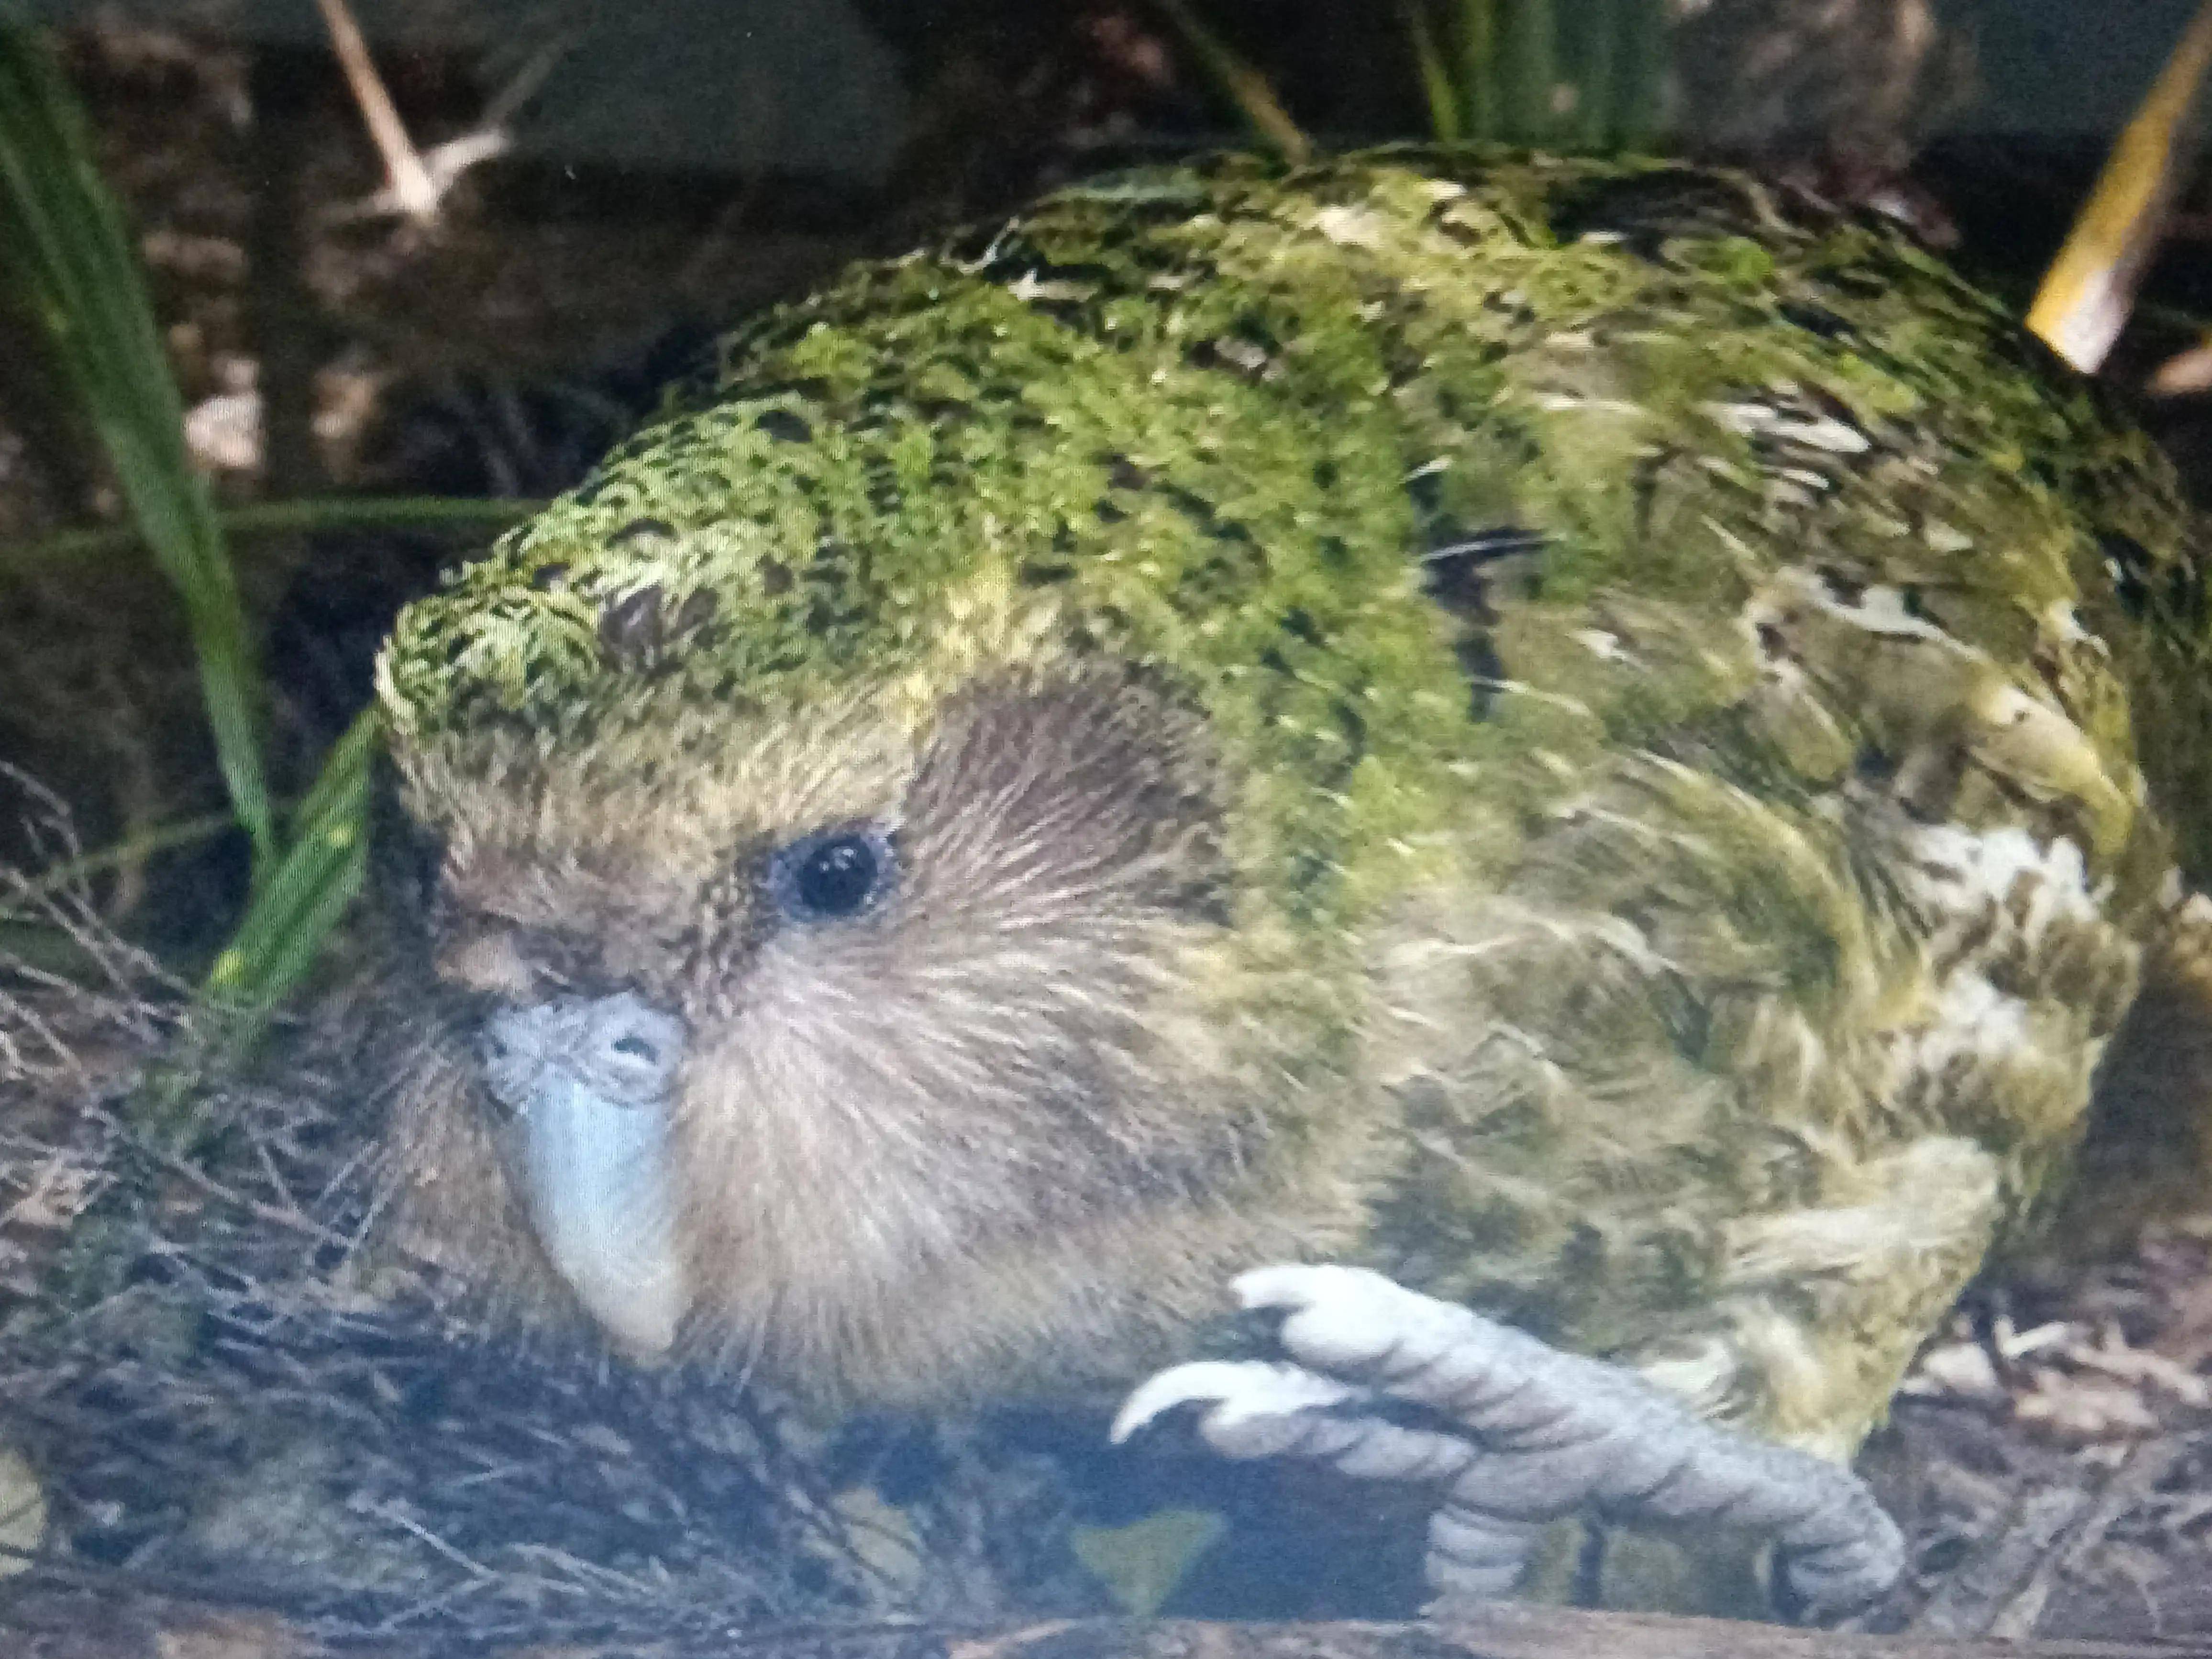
378 151 2212 1488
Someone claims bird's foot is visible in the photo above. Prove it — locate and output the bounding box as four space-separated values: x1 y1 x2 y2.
1111 1265 1902 1624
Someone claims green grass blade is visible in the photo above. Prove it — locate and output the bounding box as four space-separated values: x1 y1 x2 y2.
1457 0 1500 143
1401 1 1462 143
1151 0 1311 161
204 708 377 1025
0 11 274 867
0 495 540 577
2 12 375 1047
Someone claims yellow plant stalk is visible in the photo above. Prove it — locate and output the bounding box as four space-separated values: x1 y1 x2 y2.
2029 0 2212 372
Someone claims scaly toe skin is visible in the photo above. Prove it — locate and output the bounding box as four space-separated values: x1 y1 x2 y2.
1123 1264 1904 1622
1426 1506 1546 1603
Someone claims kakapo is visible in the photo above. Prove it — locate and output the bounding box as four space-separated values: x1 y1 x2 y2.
371 148 2212 1620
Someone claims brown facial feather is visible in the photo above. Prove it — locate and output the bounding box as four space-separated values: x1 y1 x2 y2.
379 670 1381 1405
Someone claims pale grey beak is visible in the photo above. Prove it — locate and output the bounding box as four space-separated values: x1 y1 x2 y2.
480 992 690 1358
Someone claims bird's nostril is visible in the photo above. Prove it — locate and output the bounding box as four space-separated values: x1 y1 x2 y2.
611 1035 658 1062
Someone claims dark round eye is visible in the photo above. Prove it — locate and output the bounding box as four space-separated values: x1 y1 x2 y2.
771 827 894 921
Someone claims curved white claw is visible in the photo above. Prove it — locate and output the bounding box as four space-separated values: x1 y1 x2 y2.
1109 1360 1357 1444
1117 1263 1906 1622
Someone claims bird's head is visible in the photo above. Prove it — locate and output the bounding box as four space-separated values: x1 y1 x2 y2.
367 480 1399 1398
375 641 1321 1393
371 259 1459 1395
